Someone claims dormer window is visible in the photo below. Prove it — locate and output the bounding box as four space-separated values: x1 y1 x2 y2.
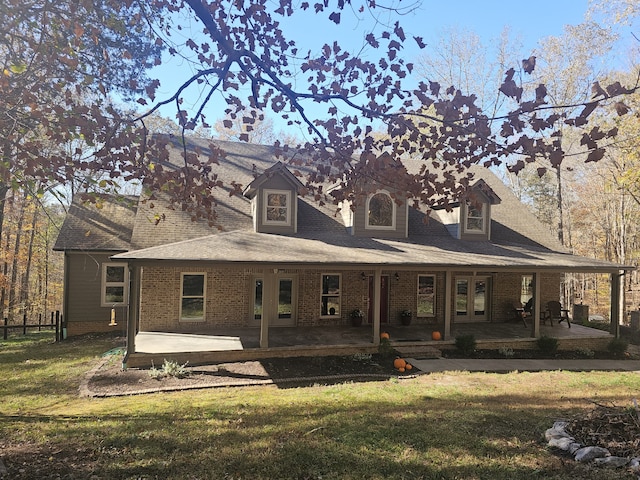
264 189 291 225
366 191 396 230
464 203 486 234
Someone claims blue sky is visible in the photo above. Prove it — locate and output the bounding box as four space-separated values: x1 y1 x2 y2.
152 1 638 130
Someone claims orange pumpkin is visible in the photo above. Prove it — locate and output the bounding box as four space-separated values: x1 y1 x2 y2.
380 332 390 340
393 358 407 369
405 363 413 370
398 367 405 373
431 331 442 341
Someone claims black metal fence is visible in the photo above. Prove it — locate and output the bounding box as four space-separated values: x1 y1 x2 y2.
2 311 63 342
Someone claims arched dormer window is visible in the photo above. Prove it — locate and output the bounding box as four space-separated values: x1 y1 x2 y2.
366 191 396 230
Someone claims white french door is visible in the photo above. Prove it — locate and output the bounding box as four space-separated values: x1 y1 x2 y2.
251 275 296 327
455 276 490 322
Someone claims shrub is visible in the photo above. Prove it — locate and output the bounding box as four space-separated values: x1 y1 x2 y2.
576 347 595 358
455 334 476 356
536 336 558 355
607 338 628 357
378 337 395 358
149 359 189 379
498 346 514 358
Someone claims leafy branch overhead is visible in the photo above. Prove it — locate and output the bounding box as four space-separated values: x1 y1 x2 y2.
1 0 638 225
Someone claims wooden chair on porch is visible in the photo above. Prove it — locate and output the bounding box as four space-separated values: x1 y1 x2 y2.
511 303 529 328
542 301 571 328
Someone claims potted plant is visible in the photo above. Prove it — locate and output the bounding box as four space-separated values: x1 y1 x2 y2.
400 309 412 326
350 309 364 327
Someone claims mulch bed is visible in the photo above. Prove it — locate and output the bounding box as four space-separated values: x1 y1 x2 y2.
87 353 413 396
566 401 640 458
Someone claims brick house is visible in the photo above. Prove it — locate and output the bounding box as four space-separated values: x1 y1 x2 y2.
54 138 630 362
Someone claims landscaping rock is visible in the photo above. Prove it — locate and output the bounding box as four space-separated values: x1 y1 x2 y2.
593 456 629 468
574 446 611 462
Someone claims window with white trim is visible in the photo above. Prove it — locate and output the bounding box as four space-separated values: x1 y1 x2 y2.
320 273 341 316
101 263 128 306
366 191 395 229
464 202 486 233
180 273 206 321
264 189 291 225
417 274 435 317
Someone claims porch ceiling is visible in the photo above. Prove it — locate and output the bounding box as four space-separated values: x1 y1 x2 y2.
113 230 630 273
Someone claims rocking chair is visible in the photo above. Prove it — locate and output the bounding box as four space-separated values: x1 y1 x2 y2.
542 301 571 328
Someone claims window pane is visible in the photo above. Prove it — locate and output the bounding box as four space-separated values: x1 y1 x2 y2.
456 280 468 315
105 286 124 304
466 205 484 231
266 207 287 222
254 279 263 319
322 274 340 295
106 265 125 282
267 193 287 207
368 193 393 226
474 280 486 315
183 274 204 296
181 298 204 319
278 279 292 319
417 275 434 316
321 296 340 316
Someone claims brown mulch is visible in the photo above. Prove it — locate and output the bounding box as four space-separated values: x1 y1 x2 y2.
566 401 640 458
86 353 415 397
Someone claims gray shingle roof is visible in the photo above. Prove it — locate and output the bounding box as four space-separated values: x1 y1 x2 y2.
57 137 629 272
53 195 137 252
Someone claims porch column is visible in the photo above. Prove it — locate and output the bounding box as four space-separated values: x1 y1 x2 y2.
531 272 541 338
610 271 623 338
372 267 381 345
124 264 141 367
260 270 274 348
444 270 452 339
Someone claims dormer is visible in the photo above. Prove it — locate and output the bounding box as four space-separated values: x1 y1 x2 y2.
243 162 304 234
432 178 501 241
459 179 501 241
339 187 409 239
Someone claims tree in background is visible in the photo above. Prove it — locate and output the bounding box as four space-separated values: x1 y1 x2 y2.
2 0 640 321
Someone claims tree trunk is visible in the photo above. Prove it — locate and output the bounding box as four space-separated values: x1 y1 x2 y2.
8 190 27 321
20 203 39 315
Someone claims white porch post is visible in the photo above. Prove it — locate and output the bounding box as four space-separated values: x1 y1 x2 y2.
610 271 623 338
372 267 381 345
260 270 274 348
531 272 541 338
124 264 140 367
444 270 452 339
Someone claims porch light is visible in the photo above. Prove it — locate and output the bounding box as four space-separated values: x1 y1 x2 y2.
108 307 117 327
395 272 400 281
361 272 366 281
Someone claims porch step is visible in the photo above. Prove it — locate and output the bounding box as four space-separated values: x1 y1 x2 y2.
394 345 442 359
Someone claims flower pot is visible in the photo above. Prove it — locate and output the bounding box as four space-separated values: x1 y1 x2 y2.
400 314 412 326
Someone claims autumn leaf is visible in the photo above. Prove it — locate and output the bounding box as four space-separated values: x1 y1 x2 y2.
522 56 536 74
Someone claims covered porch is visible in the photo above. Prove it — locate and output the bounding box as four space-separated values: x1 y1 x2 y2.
124 321 614 368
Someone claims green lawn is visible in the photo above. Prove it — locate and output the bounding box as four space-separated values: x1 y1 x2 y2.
1 332 639 479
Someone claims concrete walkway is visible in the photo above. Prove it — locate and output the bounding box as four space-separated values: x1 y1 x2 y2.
405 357 640 373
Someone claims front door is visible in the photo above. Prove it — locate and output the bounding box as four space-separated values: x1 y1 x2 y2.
251 275 296 327
455 276 490 322
367 275 390 324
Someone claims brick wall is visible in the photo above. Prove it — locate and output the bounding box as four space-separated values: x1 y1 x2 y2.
137 266 565 331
